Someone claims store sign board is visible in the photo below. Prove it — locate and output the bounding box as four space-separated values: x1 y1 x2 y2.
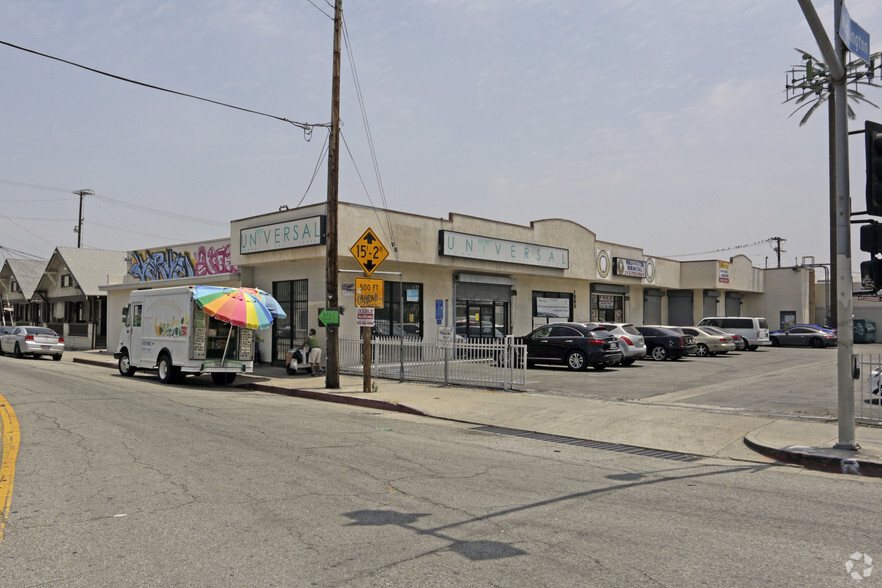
240 215 325 254
718 262 730 284
355 277 384 308
439 230 569 269
613 257 646 278
536 297 570 318
356 307 375 327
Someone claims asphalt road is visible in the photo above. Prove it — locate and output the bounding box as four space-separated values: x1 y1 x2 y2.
1 356 882 586
521 343 882 419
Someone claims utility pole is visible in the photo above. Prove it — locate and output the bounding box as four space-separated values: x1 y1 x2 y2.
324 0 342 389
771 236 786 267
73 189 93 248
797 0 857 450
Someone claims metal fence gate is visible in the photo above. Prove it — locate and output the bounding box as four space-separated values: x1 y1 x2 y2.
854 353 882 424
339 336 527 390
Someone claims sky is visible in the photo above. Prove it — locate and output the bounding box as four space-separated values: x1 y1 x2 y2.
1 1 881 280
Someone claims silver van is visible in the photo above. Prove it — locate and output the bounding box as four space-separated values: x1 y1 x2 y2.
696 316 771 351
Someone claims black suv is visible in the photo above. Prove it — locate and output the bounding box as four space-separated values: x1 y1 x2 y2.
520 322 622 370
635 326 696 361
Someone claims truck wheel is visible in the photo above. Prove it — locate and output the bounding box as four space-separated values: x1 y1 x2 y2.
118 351 137 377
157 354 177 384
211 372 237 385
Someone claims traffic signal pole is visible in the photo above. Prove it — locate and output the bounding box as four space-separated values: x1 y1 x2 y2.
798 0 857 450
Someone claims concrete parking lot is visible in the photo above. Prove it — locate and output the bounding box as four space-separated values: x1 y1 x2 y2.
521 343 882 420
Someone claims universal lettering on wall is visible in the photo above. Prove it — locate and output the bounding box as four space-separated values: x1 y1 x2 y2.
239 215 326 254
438 230 569 269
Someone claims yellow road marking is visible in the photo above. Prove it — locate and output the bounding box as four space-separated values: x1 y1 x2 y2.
0 394 21 545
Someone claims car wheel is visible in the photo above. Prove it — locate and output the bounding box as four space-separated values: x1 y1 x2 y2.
13 343 23 358
211 372 237 385
592 363 605 371
620 358 635 366
157 354 177 384
650 346 667 361
809 337 824 349
566 350 587 371
52 354 62 362
771 337 781 347
696 343 709 357
118 351 137 376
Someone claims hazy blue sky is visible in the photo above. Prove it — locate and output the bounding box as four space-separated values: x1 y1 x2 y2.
1 1 881 278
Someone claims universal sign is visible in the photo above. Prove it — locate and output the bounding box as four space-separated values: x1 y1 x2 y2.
439 230 569 269
239 215 326 254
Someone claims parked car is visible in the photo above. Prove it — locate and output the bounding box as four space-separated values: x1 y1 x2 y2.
0 326 65 360
697 317 771 350
770 325 838 348
699 325 747 351
680 326 736 357
635 326 695 361
598 322 646 365
519 322 622 370
645 326 699 357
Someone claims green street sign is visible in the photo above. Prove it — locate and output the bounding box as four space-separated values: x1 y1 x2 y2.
318 307 340 327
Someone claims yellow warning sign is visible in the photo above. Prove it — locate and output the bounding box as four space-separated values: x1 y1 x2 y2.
355 277 384 308
350 228 389 276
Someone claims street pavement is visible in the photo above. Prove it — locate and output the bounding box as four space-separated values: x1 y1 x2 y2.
67 349 882 478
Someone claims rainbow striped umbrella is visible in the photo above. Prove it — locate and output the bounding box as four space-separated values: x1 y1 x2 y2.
192 286 273 330
240 287 287 320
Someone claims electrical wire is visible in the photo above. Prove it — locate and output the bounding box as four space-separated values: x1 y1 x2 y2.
0 39 330 133
341 15 398 261
661 239 775 258
294 128 331 209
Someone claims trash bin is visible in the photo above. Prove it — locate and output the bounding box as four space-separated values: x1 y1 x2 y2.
854 319 877 343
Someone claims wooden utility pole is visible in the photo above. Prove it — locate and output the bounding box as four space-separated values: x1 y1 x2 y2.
325 0 342 389
73 189 93 248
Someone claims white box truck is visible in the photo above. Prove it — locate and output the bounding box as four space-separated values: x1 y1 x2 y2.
114 285 254 385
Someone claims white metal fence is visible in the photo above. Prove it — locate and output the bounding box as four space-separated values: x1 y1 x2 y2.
339 336 527 390
854 353 882 424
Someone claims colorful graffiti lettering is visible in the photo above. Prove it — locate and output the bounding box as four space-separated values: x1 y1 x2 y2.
129 248 196 281
154 316 188 338
195 244 238 276
128 244 239 281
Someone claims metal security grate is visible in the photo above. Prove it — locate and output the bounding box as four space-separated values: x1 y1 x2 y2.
472 426 702 462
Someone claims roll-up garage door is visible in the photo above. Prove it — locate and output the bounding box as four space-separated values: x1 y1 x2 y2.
667 290 694 326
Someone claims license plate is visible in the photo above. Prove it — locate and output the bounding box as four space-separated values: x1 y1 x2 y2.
41 345 50 349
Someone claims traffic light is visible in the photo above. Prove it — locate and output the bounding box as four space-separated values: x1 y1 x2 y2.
860 223 882 290
865 120 882 215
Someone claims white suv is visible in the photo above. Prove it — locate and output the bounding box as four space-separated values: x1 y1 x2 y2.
598 323 647 365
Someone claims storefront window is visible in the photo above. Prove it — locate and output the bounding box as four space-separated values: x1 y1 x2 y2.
375 282 423 338
532 292 573 327
272 280 308 365
455 301 508 339
590 294 624 322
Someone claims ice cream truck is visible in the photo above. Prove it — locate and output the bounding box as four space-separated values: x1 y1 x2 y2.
114 286 254 385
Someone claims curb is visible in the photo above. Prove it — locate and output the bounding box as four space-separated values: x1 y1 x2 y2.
72 357 429 417
743 433 882 478
245 383 430 416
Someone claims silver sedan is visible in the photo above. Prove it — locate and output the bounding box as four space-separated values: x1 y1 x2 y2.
0 326 65 360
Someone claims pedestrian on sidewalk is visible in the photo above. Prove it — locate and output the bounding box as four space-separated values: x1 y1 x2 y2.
306 328 323 376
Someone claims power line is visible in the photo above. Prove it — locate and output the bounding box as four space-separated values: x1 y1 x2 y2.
661 238 776 259
0 39 330 133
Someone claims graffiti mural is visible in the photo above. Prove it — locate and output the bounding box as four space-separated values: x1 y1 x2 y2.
194 244 238 276
128 244 239 281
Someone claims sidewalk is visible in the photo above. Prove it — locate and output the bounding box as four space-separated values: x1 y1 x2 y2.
69 350 882 477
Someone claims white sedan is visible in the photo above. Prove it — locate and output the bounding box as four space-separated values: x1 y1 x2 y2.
0 326 65 360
